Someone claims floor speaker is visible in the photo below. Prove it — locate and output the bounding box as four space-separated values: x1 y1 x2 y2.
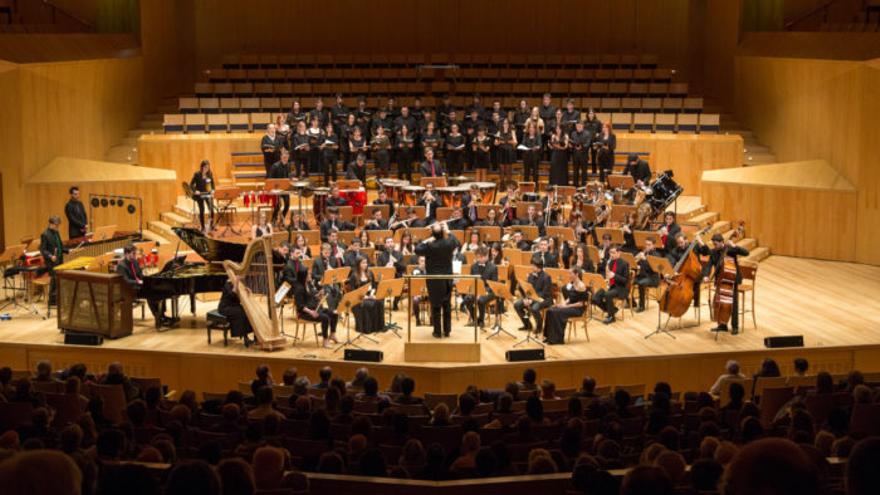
344 349 383 362
764 335 804 348
64 333 103 346
505 348 545 362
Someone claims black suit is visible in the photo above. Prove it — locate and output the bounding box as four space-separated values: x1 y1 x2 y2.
625 159 652 184
592 258 630 318
64 199 88 239
372 198 396 219
420 159 444 178
377 250 405 277
319 218 355 242
312 256 341 310
635 250 661 309
116 258 165 324
530 250 559 268
292 280 337 338
663 223 682 253
463 261 497 326
414 234 460 337
39 227 67 305
345 161 367 183
514 270 553 332
261 134 281 174
364 218 389 231
697 244 750 331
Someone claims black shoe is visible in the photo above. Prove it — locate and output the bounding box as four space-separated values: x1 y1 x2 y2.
444 332 450 337
635 306 645 313
711 325 729 332
161 317 176 327
602 316 616 325
465 319 475 327
731 328 739 335
415 319 422 326
243 336 253 348
518 325 532 331
476 320 485 328
432 332 441 338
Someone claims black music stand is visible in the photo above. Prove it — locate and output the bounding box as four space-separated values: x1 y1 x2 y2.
214 187 241 237
486 280 516 340
645 256 678 340
377 278 405 338
334 282 376 352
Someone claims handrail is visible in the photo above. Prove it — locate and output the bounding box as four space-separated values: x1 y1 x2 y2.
41 0 95 31
784 0 838 30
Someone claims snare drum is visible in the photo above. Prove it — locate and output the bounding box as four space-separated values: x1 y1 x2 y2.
341 189 367 216
402 186 425 206
382 179 410 203
438 186 468 208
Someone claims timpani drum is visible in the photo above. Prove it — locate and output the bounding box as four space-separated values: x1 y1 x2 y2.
464 182 498 204
341 189 367 216
402 185 425 206
381 179 410 203
311 188 329 220
438 186 468 208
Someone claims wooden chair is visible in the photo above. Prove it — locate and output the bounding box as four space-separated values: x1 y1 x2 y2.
566 312 590 342
737 262 758 331
290 305 322 348
86 383 127 424
758 386 794 427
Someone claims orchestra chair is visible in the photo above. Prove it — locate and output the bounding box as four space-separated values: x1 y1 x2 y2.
290 305 322 348
31 273 51 316
85 383 127 424
611 276 635 321
758 387 794 428
566 311 590 343
206 309 231 346
737 262 759 331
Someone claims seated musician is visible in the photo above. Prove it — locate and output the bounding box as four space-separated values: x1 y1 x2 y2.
281 243 308 288
345 152 368 184
498 182 519 227
531 238 559 268
319 207 355 242
516 204 546 237
292 268 338 348
463 247 497 328
544 267 589 345
377 236 405 310
326 184 348 208
567 243 595 273
218 275 254 348
364 208 389 231
292 234 312 259
348 256 384 334
592 244 630 324
288 211 311 232
461 231 484 253
510 230 531 251
634 237 661 313
343 238 370 269
252 211 273 238
39 216 68 307
696 233 750 335
116 244 173 329
463 184 481 224
446 207 471 231
420 147 444 178
372 189 395 220
390 206 428 230
269 148 293 227
514 259 553 334
417 182 439 221
658 211 681 254
623 153 652 185
410 256 427 326
477 208 501 227
312 243 341 311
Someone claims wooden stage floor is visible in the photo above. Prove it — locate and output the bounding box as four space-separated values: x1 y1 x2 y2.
1 256 879 395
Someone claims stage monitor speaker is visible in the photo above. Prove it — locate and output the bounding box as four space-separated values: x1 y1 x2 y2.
344 349 383 362
505 348 545 362
64 333 103 346
764 335 804 348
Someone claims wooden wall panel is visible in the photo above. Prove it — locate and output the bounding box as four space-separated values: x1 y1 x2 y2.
139 0 195 109
701 182 858 261
2 57 145 245
734 54 880 265
617 133 743 195
187 0 699 77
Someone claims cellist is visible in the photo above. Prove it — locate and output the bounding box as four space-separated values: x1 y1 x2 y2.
695 233 749 335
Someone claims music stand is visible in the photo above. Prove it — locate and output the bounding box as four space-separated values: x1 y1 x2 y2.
419 177 447 188
581 272 608 323
470 225 501 243
334 282 373 352
546 226 576 243
607 174 635 190
596 227 625 245
645 255 678 340
214 187 242 237
514 279 545 348
0 244 27 312
516 225 540 241
486 279 515 339
91 225 117 242
376 278 406 338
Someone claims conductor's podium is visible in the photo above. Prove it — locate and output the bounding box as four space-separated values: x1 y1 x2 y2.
402 274 482 363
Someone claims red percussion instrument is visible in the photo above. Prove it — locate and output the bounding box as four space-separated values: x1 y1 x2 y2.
341 189 367 216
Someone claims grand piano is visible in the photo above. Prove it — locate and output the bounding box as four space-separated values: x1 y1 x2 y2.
138 228 245 320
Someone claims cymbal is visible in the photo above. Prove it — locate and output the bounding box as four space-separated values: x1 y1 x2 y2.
292 180 311 189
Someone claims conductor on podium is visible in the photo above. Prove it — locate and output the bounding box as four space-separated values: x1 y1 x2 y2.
415 223 460 338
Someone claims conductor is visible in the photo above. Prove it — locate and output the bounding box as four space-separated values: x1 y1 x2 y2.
415 223 460 338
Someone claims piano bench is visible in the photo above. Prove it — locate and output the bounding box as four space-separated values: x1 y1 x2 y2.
207 310 231 346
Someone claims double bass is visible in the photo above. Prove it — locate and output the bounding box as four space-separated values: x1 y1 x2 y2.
658 226 711 317
711 221 746 325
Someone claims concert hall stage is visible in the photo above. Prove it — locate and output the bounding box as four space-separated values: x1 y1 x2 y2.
0 256 878 396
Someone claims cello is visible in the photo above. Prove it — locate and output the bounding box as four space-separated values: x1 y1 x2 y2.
659 226 711 318
711 221 746 325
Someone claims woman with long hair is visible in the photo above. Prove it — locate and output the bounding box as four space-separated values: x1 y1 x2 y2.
347 257 385 334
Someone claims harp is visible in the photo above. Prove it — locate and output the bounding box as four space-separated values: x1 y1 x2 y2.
222 237 287 351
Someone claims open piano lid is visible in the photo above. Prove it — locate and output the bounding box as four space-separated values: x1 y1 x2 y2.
172 227 247 263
